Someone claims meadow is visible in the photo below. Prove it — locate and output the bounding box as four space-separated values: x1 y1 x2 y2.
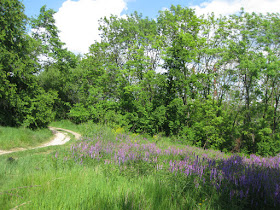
2 2 280 209
0 121 279 209
0 126 53 150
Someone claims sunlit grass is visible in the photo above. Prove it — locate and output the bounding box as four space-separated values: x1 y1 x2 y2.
0 151 218 210
0 126 53 150
50 120 114 139
0 121 279 209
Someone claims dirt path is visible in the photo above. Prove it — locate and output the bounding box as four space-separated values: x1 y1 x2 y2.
0 127 81 156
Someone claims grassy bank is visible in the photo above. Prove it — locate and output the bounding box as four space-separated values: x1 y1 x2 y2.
0 121 279 209
50 120 113 138
0 126 53 150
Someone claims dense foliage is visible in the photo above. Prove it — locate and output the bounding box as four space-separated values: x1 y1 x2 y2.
68 6 280 156
1 0 280 155
0 0 57 128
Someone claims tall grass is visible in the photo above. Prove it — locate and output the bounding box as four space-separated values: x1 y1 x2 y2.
0 152 218 209
0 126 53 150
1 122 279 209
50 120 114 139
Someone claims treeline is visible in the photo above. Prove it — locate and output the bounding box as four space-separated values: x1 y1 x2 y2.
1 1 280 156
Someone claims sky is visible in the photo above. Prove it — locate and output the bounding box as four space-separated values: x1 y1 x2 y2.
22 0 280 54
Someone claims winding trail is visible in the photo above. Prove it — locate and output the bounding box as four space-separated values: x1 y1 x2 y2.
0 127 81 156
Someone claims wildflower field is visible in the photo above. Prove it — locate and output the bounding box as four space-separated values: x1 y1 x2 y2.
69 132 280 209
1 123 280 209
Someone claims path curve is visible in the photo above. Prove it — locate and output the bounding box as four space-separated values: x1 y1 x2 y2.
0 127 81 156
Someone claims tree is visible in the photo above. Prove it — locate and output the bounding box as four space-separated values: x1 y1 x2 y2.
31 5 78 119
0 0 56 128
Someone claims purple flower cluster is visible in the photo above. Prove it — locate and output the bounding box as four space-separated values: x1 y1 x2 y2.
69 134 280 207
218 155 280 206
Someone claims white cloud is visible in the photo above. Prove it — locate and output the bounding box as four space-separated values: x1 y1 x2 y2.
191 0 280 16
161 7 169 11
54 0 127 54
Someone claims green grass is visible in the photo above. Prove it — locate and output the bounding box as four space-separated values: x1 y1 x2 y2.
50 120 82 133
0 121 244 209
0 150 219 209
0 126 53 150
50 120 117 140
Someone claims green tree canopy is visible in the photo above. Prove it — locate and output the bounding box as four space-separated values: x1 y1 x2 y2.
0 0 56 128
